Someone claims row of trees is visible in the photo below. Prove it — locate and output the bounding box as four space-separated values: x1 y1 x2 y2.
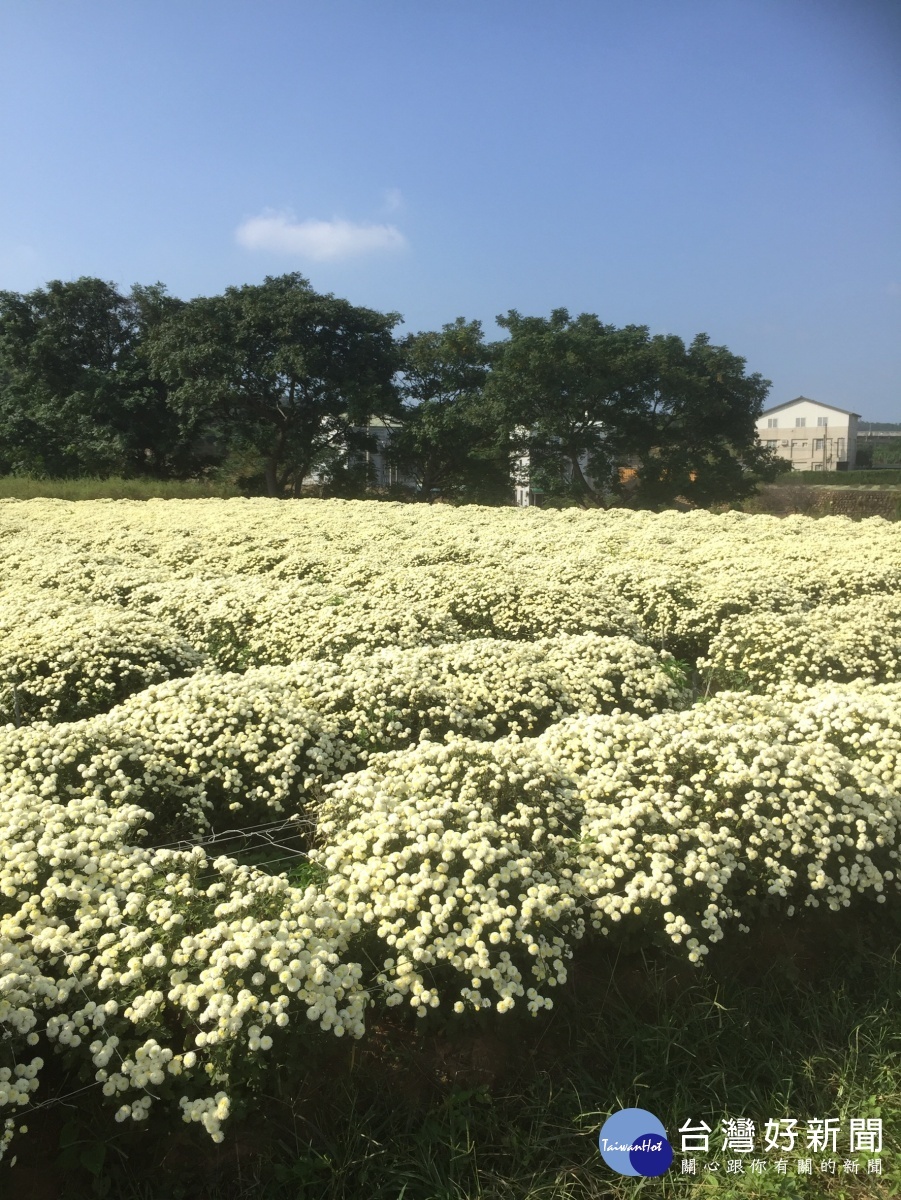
0 273 780 507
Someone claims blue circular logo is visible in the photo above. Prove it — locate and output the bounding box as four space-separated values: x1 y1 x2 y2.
598 1108 673 1177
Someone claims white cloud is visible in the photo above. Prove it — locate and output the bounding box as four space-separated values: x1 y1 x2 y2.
235 209 407 261
382 187 404 213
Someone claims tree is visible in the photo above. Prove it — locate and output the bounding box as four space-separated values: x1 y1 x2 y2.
486 309 650 506
486 309 778 509
0 277 137 477
145 273 402 497
114 282 219 480
0 277 211 480
386 318 511 502
623 332 780 508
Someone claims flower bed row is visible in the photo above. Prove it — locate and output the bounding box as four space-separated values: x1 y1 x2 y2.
2 680 900 1144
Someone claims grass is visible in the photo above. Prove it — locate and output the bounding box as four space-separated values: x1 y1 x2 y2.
4 468 901 509
774 470 901 488
8 906 901 1199
743 483 901 520
0 475 247 501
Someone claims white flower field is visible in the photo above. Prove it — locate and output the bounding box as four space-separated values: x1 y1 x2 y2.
1 498 900 1155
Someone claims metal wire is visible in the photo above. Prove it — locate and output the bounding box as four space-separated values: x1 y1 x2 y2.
144 813 316 853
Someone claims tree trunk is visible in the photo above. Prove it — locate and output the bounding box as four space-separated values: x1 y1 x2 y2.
570 453 603 508
264 458 279 497
264 426 289 498
418 462 436 502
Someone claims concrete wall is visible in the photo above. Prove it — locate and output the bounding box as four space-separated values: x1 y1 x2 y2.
816 489 901 520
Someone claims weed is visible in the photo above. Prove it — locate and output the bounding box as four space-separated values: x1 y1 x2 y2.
11 920 901 1199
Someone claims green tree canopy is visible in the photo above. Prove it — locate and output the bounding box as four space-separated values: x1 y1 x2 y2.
114 282 211 479
386 318 511 502
145 273 403 497
0 277 133 478
0 274 779 509
0 277 209 480
624 332 779 507
486 309 650 506
487 308 778 508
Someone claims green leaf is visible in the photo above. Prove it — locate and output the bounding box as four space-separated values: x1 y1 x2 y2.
80 1142 107 1176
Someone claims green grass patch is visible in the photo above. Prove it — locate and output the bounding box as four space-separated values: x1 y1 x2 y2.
774 470 901 488
0 474 247 501
10 909 901 1199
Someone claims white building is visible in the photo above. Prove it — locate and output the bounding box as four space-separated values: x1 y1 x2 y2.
512 426 609 506
512 427 531 506
359 416 405 488
757 397 859 472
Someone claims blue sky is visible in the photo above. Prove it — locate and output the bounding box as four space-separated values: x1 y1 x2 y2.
1 0 899 419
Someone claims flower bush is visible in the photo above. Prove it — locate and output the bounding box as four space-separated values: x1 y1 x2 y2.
537 681 901 958
316 737 583 1017
0 588 207 726
700 594 901 690
284 632 688 750
0 672 354 844
1 498 900 1153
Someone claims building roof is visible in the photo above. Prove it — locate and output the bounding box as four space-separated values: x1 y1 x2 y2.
759 396 861 419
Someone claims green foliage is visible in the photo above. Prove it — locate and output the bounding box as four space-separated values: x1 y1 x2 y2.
0 275 781 510
776 468 901 487
57 1118 109 1187
856 438 901 469
144 273 403 498
487 309 777 509
659 655 692 691
387 318 513 503
0 278 212 481
625 331 778 508
487 308 649 507
285 858 330 889
201 625 257 672
0 474 246 500
0 277 132 478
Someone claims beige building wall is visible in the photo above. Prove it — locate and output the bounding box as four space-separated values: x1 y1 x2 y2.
757 398 858 471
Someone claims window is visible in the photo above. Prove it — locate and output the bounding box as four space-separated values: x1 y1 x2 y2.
766 439 778 449
814 439 824 450
817 417 828 427
795 417 806 427
767 418 778 428
812 463 823 471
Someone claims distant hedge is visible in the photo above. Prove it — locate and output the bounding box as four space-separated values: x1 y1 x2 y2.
775 469 901 487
